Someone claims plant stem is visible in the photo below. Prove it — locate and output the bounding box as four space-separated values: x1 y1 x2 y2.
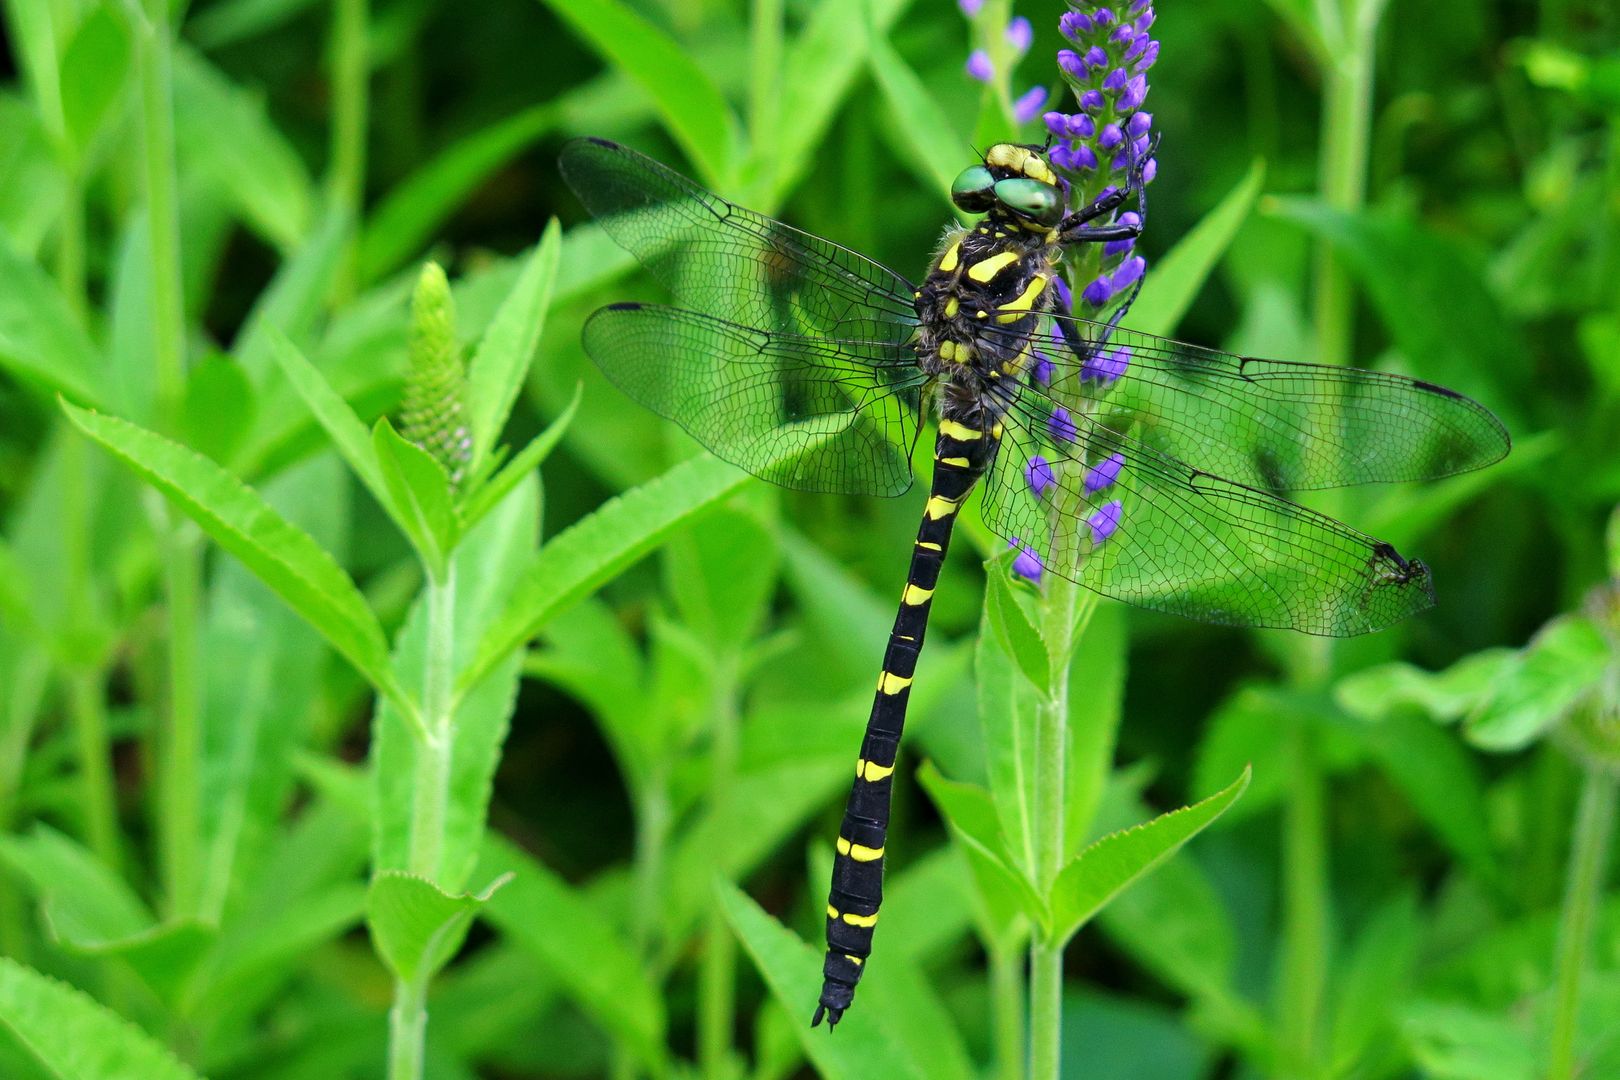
56 173 87 321
1278 714 1329 1079
68 668 120 872
1030 569 1079 1080
991 940 1027 1080
698 657 739 1080
1546 761 1617 1080
408 562 459 880
1311 0 1376 368
747 0 782 156
135 0 186 413
329 0 368 297
387 972 429 1080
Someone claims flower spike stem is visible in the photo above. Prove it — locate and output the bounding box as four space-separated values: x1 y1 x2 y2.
1547 760 1617 1080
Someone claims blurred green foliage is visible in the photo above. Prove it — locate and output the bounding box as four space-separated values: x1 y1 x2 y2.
0 0 1616 1078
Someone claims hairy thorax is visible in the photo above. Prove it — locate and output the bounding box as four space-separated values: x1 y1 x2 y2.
913 210 1059 427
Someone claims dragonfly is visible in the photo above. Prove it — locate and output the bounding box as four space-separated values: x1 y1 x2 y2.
558 136 1510 1029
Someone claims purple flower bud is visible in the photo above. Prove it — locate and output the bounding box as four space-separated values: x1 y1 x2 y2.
1113 255 1147 289
1060 11 1092 40
1047 406 1079 443
1132 135 1152 158
1124 32 1149 61
1111 24 1136 44
1136 40 1159 70
1136 9 1156 31
1094 8 1116 26
1084 452 1124 493
1104 236 1135 257
1088 500 1123 546
1031 352 1055 385
1079 89 1106 111
1044 111 1072 137
1026 455 1055 497
1048 143 1075 170
1142 157 1158 183
1127 111 1153 136
966 49 994 82
1006 15 1033 53
1082 275 1114 307
1120 74 1149 110
1014 85 1049 123
1069 113 1096 138
1085 46 1109 70
1012 542 1044 584
1082 346 1131 384
1096 184 1122 202
1058 49 1086 79
1050 275 1074 314
1118 211 1142 228
1099 123 1124 150
958 0 983 14
1102 67 1128 93
1073 143 1099 170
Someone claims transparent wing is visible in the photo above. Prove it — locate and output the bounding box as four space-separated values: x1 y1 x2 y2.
559 137 920 339
981 391 1437 635
584 303 926 496
982 312 1510 491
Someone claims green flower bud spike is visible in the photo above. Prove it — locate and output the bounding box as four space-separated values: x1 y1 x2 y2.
400 261 471 487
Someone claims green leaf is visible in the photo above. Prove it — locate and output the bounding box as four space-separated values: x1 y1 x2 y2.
1130 160 1265 337
665 505 778 655
459 452 773 697
460 383 580 532
1328 893 1420 1074
534 0 740 187
172 47 313 250
59 5 131 161
463 221 562 475
0 96 67 258
1336 650 1517 725
865 25 960 199
1050 767 1250 944
180 353 256 464
265 327 390 503
366 870 509 985
187 0 323 48
1065 602 1128 859
974 601 1039 884
1467 615 1609 751
360 104 557 284
983 566 1050 693
718 884 946 1080
917 762 1043 934
60 401 413 720
0 825 149 945
476 834 666 1070
0 237 101 406
0 957 203 1080
232 205 351 381
373 417 457 576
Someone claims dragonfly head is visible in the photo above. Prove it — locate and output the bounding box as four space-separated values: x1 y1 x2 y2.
951 144 1064 230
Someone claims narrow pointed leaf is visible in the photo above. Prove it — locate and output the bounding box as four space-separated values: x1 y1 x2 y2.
373 417 457 575
984 567 1050 693
366 870 510 985
461 383 580 532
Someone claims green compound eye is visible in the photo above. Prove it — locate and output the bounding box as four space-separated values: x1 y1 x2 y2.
994 177 1063 226
950 165 996 213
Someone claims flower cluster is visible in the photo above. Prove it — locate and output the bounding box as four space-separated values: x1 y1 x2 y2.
959 2 1049 124
400 262 472 487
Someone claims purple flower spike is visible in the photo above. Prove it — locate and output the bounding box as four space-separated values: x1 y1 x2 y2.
1044 111 1072 137
1094 8 1116 26
1006 15 1033 53
1073 143 1099 170
1047 406 1079 444
1025 455 1055 497
1060 11 1092 40
1111 24 1136 44
1084 452 1125 493
1069 113 1096 138
958 0 983 15
1082 275 1114 307
1031 352 1055 385
1120 74 1149 110
1102 67 1129 92
1128 111 1153 136
966 49 994 82
1079 88 1105 111
1136 9 1156 31
1082 346 1131 385
1125 33 1149 61
1057 49 1086 79
1099 123 1124 150
1142 157 1158 183
1137 40 1160 69
1113 255 1147 290
1084 46 1109 70
1050 274 1074 314
1088 500 1124 546
1014 86 1049 123
1012 542 1045 585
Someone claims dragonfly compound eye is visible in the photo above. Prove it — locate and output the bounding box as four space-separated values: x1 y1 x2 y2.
994 177 1064 227
950 165 997 213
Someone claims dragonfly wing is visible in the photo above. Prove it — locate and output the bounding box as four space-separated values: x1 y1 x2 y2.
1001 314 1510 491
980 393 1436 635
560 137 920 338
584 303 926 496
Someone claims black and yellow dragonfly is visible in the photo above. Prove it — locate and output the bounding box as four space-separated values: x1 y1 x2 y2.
558 136 1509 1028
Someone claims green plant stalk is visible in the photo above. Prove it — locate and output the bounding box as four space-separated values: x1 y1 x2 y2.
613 765 671 1080
990 939 1026 1080
747 0 782 164
1278 715 1329 1079
68 669 120 872
1546 760 1617 1080
408 562 459 879
387 970 429 1080
329 0 368 296
698 658 740 1080
1311 6 1375 369
1030 567 1081 1080
56 172 87 320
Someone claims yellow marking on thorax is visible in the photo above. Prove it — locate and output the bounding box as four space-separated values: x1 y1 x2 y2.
925 495 960 520
967 250 1020 283
944 297 959 317
996 272 1049 323
938 240 961 273
939 419 981 440
837 836 885 862
857 759 896 782
902 583 934 606
991 422 1004 438
878 671 912 694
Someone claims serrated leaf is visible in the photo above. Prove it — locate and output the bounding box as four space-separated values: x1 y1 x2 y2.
265 327 390 503
1051 767 1250 944
373 417 457 576
0 957 204 1080
60 401 413 720
460 383 580 532
366 870 509 985
462 220 561 474
1130 159 1266 337
984 566 1049 693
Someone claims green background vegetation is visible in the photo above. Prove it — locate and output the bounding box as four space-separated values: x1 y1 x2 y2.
0 0 1616 1078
